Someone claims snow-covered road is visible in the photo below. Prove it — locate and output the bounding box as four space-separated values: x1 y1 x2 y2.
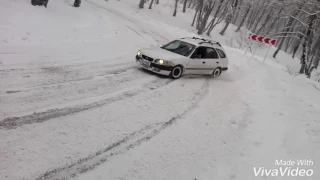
1 0 320 180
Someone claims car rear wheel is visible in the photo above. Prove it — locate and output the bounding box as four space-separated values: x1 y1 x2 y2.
169 66 183 79
212 68 221 78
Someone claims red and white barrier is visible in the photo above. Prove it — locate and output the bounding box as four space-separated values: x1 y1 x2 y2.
246 33 277 62
249 34 277 45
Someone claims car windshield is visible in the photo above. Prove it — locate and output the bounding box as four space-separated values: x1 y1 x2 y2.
161 40 196 57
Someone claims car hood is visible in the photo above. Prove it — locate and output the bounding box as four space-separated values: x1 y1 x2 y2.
141 47 185 60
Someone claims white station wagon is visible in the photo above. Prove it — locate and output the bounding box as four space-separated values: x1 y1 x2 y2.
135 37 229 79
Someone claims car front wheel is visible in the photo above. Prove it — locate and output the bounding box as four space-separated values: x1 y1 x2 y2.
169 66 183 79
212 68 221 78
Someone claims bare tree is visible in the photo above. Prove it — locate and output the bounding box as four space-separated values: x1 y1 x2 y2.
197 0 215 34
149 0 155 9
220 0 239 35
183 0 188 13
196 0 205 29
257 11 272 34
300 11 318 77
250 0 268 33
188 0 193 8
31 0 49 7
206 0 226 36
173 0 179 16
273 2 304 58
139 0 145 9
265 7 284 35
236 3 251 32
191 2 199 26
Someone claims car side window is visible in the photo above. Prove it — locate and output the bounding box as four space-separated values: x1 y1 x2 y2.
191 47 206 59
216 49 226 58
204 47 219 59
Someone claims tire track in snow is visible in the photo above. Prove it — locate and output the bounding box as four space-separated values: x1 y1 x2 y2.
311 84 320 92
86 0 169 45
86 0 135 24
0 58 133 73
125 25 144 38
1 66 156 119
35 123 160 180
0 62 136 92
0 78 173 130
34 79 210 180
1 65 135 94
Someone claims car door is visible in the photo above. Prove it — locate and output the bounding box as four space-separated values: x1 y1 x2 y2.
215 48 228 69
186 47 213 74
204 47 221 73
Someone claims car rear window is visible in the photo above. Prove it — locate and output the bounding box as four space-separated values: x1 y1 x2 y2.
216 49 226 58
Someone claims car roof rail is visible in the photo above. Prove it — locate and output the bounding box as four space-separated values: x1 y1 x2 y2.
181 37 221 46
199 41 221 47
181 37 205 41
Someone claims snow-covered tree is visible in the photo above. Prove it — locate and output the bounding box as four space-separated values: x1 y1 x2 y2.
173 0 179 16
139 0 145 8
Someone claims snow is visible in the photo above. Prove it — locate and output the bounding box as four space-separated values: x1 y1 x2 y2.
1 0 320 180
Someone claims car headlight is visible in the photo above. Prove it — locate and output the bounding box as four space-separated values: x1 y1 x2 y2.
155 59 168 65
137 50 142 56
158 59 165 64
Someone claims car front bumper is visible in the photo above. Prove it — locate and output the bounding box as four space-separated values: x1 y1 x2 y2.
136 55 171 76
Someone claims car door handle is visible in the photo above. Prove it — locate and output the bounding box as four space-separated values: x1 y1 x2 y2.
216 62 219 64
202 62 206 64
